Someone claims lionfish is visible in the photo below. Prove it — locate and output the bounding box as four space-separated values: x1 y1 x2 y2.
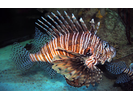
11 11 116 87
106 61 133 84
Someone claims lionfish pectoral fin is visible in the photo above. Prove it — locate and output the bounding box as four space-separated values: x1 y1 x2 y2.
52 54 103 87
52 64 77 81
56 47 81 57
52 55 84 81
65 66 103 87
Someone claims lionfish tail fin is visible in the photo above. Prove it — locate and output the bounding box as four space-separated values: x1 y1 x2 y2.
10 42 33 70
105 61 127 75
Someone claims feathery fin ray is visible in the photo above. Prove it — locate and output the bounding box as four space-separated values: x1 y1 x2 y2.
105 61 133 84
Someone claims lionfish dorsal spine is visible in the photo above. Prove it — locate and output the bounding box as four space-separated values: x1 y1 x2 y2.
47 15 65 36
72 13 83 32
35 20 54 38
41 16 63 37
51 12 69 34
64 11 78 33
89 19 100 34
57 11 73 33
35 11 103 59
79 18 88 33
94 22 100 34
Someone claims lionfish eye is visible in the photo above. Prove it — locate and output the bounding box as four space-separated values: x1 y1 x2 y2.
86 49 92 56
103 41 109 48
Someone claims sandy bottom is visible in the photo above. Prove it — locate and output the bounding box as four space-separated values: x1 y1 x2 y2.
0 40 122 91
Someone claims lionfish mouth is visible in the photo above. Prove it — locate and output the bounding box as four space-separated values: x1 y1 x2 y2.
111 47 116 58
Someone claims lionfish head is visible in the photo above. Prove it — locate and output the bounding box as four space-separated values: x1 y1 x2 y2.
100 41 116 64
84 19 116 67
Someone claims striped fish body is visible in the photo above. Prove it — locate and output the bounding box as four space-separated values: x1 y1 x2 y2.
12 11 116 87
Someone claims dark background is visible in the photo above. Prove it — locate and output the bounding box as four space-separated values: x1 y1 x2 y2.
0 8 45 48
